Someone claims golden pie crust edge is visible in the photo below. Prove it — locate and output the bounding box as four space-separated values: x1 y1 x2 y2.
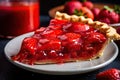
55 11 120 40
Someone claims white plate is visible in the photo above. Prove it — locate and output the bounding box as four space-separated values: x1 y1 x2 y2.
4 32 119 75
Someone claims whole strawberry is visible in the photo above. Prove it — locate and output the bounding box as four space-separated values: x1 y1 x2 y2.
98 18 110 24
97 6 119 24
114 5 120 22
96 68 120 80
116 27 120 34
64 0 82 15
119 14 120 22
91 8 100 19
82 0 93 9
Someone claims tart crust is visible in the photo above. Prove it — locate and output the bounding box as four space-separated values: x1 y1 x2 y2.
55 11 120 40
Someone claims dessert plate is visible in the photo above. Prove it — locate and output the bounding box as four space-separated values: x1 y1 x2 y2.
4 32 119 75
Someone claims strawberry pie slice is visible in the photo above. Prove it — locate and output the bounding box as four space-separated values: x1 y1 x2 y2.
11 12 120 65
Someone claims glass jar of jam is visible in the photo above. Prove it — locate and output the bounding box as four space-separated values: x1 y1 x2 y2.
0 0 40 38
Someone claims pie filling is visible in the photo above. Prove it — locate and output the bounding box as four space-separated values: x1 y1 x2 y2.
11 19 107 65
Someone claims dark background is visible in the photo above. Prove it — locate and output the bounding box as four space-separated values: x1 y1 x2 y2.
40 0 120 15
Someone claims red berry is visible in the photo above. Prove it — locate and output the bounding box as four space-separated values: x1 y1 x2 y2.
41 39 61 51
88 32 107 43
65 33 81 41
71 22 90 32
34 27 46 34
36 51 47 59
70 52 78 58
109 11 119 23
96 68 120 80
97 9 119 24
42 29 63 39
116 27 120 34
48 50 58 58
49 19 68 30
91 8 100 19
98 18 111 24
82 1 93 9
119 14 120 22
22 37 38 55
67 40 81 51
64 1 82 15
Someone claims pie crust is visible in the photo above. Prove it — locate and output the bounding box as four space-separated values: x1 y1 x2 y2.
55 11 120 40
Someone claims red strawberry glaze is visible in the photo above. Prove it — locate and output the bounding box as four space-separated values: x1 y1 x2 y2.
11 19 107 65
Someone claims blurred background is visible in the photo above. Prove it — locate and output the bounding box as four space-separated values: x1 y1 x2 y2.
40 0 120 15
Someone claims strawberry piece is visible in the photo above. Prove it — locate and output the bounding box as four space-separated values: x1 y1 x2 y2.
82 1 93 9
65 33 81 41
70 51 78 58
116 27 120 34
48 50 58 58
40 39 61 51
96 68 120 80
91 8 100 19
64 0 82 15
21 37 38 55
70 22 90 32
61 38 82 52
88 32 107 43
49 19 68 30
34 27 46 34
67 40 81 51
119 14 120 22
42 29 63 39
61 33 81 51
98 18 111 24
35 51 47 60
33 27 46 39
97 6 119 24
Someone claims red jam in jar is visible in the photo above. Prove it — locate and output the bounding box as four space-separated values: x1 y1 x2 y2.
0 1 39 37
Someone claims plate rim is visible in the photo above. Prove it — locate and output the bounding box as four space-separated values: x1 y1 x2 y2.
4 32 119 75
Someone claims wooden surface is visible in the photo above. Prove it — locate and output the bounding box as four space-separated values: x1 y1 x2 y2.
49 3 114 18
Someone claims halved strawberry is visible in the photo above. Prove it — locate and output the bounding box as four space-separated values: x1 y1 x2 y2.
70 51 78 58
117 27 120 34
35 51 47 60
49 19 68 30
33 27 46 39
21 37 38 55
65 32 81 41
34 27 46 34
70 22 90 32
91 8 100 19
40 39 61 51
48 50 58 58
96 68 120 80
67 40 81 51
42 29 63 39
82 1 93 9
61 33 81 49
64 0 82 15
88 32 107 43
97 6 119 24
